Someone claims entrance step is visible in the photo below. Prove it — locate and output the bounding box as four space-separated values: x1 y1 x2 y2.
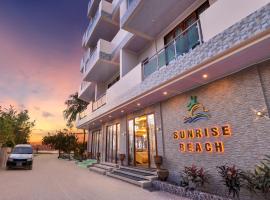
100 162 119 168
116 167 157 181
89 166 107 175
107 171 152 189
89 162 117 175
94 163 114 171
119 166 157 176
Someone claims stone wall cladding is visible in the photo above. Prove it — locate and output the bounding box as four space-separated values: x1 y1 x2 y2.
152 181 231 200
78 3 270 127
257 60 270 115
161 63 270 200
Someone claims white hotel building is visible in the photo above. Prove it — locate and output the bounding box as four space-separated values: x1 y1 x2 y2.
76 0 270 198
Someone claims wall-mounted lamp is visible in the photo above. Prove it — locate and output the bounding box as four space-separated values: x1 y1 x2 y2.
256 111 264 117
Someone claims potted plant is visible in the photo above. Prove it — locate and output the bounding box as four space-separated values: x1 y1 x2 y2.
119 154 125 165
157 168 169 181
217 165 244 198
154 155 163 169
180 165 209 191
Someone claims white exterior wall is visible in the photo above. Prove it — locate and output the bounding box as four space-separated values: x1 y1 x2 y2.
107 62 142 103
200 0 270 41
120 49 138 77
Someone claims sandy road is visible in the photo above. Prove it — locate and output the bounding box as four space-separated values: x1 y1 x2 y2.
0 154 189 200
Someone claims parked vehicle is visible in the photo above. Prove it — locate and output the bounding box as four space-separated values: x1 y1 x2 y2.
6 144 33 170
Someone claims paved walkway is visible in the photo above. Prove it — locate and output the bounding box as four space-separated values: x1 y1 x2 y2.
0 154 189 200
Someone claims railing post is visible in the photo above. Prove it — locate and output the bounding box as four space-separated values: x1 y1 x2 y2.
197 20 203 44
174 40 177 59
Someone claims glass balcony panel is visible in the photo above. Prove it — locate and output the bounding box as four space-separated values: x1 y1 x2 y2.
143 57 157 78
158 50 166 68
165 43 175 64
188 23 200 50
175 34 188 56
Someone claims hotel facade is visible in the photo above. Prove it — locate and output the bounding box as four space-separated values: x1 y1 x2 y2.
77 0 270 198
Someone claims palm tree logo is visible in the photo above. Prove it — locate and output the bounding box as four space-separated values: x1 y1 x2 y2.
184 96 210 123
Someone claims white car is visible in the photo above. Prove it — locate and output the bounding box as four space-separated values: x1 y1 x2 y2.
6 144 33 170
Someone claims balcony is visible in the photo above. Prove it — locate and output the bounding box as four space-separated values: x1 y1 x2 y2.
142 20 202 78
78 81 95 102
83 0 119 48
92 93 106 111
78 102 93 121
83 39 119 82
121 0 198 39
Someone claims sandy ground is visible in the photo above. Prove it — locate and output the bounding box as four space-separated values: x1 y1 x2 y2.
0 154 189 200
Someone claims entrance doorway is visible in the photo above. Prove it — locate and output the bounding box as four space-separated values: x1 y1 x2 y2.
128 114 156 168
91 130 101 159
105 124 120 163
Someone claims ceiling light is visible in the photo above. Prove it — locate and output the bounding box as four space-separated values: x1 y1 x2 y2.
163 91 168 95
202 74 208 79
109 115 112 118
121 110 124 113
137 103 141 106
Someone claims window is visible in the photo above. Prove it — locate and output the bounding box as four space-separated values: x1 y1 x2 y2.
164 1 210 63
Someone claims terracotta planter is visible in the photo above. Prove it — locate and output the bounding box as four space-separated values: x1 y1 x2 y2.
119 154 126 165
154 155 163 169
97 152 101 163
157 169 169 181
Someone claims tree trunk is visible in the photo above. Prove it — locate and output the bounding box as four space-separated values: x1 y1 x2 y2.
58 149 61 159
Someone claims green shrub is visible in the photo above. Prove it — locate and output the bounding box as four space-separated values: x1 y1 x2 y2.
180 165 209 191
217 165 244 198
243 155 270 199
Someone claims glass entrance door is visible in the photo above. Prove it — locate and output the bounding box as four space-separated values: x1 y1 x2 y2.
91 130 101 159
134 116 149 167
128 114 156 168
106 124 120 163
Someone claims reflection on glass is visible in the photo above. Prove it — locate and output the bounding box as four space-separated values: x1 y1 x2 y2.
128 120 134 165
135 116 149 166
117 124 120 160
106 124 120 163
147 114 156 163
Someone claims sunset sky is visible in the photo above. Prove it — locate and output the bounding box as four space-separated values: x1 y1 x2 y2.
0 0 89 143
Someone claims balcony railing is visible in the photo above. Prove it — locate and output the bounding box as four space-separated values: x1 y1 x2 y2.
79 103 93 120
83 6 101 45
80 81 90 92
88 0 93 14
127 0 135 8
84 46 98 74
142 20 202 79
92 93 106 111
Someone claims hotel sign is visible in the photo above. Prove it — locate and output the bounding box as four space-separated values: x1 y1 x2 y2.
173 125 232 153
173 96 232 153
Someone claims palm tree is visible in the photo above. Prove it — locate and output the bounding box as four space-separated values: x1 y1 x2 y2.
63 92 89 152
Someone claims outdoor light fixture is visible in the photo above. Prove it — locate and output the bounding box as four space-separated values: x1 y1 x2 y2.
256 111 264 117
202 74 208 79
163 91 168 95
109 115 112 118
137 103 141 106
121 110 124 113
